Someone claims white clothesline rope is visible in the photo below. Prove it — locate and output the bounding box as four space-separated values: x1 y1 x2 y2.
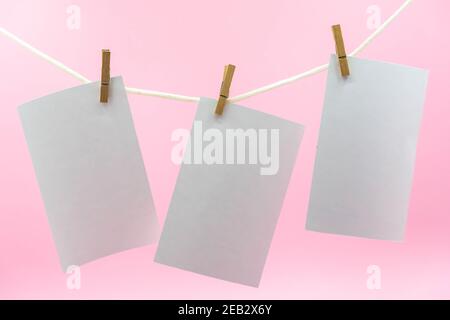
0 0 413 104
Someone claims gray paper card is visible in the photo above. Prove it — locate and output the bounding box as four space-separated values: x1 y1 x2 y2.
155 98 304 286
19 77 159 269
306 55 428 241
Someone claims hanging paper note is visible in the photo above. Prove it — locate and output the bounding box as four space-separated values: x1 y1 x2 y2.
18 77 159 269
306 55 428 241
155 98 303 287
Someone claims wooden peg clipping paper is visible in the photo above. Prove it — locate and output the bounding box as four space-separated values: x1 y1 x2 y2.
215 64 236 115
100 49 111 103
332 25 350 77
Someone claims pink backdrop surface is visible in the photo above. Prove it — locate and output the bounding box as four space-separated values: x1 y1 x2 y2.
0 0 449 299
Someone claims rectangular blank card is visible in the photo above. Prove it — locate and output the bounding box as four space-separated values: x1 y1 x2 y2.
19 77 159 269
306 55 428 241
155 98 304 286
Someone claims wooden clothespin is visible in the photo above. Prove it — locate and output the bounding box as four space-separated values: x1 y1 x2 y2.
332 25 350 77
215 64 236 115
100 49 111 103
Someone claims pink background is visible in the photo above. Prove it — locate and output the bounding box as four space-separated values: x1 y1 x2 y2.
1 0 449 299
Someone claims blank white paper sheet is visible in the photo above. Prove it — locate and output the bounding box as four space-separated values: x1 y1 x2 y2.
19 77 159 269
155 98 304 287
306 55 428 241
